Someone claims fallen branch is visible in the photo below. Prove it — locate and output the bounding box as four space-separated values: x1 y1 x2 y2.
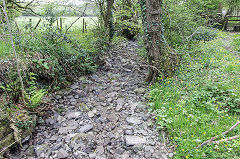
197 121 240 148
213 135 240 144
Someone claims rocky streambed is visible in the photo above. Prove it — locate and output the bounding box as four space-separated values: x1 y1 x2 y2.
8 41 172 159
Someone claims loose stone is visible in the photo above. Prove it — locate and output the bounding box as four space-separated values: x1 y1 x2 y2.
79 124 93 133
88 111 95 118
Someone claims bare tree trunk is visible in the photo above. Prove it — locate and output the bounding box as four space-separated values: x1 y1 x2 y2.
2 0 26 105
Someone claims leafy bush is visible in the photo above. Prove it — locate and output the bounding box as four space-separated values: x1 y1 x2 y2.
16 25 97 90
1 15 105 119
160 0 226 47
114 0 141 40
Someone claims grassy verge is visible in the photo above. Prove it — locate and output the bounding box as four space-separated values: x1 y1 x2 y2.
232 34 240 53
149 32 240 158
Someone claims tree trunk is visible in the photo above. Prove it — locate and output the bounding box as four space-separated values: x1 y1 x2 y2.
141 0 164 83
141 0 178 83
106 0 114 41
96 0 114 41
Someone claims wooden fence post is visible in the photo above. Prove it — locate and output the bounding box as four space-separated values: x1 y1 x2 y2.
83 18 85 33
60 18 62 31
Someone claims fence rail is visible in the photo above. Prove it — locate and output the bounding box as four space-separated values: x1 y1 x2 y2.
225 16 240 31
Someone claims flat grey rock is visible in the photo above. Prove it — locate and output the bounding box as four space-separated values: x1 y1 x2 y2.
126 117 142 125
79 124 93 133
134 88 145 94
65 112 81 119
124 129 134 135
125 135 146 146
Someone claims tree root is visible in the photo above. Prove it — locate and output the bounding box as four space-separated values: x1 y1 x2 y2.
197 121 240 148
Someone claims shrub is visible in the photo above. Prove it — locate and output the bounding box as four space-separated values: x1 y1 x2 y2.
16 25 97 90
114 0 141 40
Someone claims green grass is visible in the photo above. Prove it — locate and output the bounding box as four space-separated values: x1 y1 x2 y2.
1 16 98 58
232 33 240 52
149 31 240 158
15 16 98 30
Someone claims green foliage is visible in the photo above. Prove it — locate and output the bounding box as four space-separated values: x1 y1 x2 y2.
188 0 223 11
71 26 109 56
0 70 46 109
0 41 12 59
25 73 46 110
112 35 128 45
114 0 141 40
16 24 97 89
0 69 23 103
161 0 206 47
15 117 34 130
148 32 240 158
192 27 218 42
26 89 45 110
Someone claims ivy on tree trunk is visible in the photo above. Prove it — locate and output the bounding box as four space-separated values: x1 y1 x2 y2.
140 0 179 83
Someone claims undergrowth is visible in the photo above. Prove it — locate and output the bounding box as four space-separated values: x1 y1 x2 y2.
0 40 12 59
149 32 240 158
0 21 107 130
